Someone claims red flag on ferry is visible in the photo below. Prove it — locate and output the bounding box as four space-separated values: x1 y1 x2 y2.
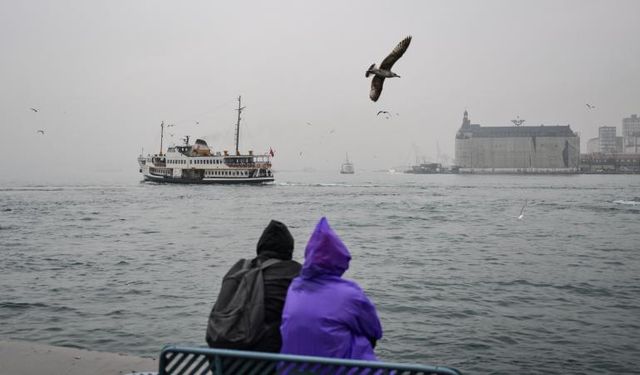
269 147 275 157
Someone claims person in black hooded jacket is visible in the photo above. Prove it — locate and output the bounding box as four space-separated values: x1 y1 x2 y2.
206 220 301 353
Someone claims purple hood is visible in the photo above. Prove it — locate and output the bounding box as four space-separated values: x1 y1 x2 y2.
302 217 351 278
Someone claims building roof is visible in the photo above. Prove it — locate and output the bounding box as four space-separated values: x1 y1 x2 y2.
461 124 577 138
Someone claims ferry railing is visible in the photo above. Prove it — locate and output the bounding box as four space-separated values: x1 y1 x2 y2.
158 345 462 375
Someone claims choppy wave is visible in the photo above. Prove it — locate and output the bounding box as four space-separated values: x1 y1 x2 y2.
1 172 639 375
613 199 640 205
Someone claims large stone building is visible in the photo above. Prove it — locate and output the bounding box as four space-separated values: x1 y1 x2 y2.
622 114 640 154
455 110 580 172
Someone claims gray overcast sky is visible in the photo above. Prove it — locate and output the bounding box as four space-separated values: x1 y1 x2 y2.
1 0 639 183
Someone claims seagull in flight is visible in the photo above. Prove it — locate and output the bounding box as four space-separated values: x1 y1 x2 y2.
586 103 595 110
30 108 39 112
306 122 313 126
366 36 412 102
377 110 389 116
517 201 527 220
36 130 45 135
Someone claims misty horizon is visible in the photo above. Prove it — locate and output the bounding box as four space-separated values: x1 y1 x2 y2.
1 0 639 184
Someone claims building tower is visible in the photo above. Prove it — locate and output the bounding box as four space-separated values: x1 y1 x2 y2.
623 114 640 154
461 110 470 128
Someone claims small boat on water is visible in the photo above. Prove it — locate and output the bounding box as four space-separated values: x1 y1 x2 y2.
137 96 274 184
340 153 355 174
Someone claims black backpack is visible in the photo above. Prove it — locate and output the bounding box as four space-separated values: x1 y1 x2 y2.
206 258 281 349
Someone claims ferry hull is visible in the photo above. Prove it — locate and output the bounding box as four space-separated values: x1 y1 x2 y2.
143 174 274 184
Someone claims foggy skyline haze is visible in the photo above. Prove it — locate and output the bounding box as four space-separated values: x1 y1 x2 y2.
1 0 639 184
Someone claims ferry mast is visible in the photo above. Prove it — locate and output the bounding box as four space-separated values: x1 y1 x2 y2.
235 96 245 156
159 121 174 155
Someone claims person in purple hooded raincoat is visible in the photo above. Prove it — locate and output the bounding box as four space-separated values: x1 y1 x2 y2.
280 217 383 360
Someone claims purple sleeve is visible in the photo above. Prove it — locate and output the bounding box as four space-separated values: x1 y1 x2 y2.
347 284 383 341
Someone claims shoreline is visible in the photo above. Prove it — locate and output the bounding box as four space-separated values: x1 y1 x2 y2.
0 340 157 375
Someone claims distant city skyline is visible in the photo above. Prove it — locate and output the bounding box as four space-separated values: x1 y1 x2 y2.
1 0 639 183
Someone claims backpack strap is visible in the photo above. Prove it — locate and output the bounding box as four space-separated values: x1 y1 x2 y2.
259 258 281 270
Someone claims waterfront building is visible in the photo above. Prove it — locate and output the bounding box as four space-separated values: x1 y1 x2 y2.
580 153 640 173
587 137 600 154
616 136 624 153
598 126 617 154
622 114 640 154
455 110 580 173
587 136 623 154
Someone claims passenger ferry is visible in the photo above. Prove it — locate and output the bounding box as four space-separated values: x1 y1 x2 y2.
138 97 274 184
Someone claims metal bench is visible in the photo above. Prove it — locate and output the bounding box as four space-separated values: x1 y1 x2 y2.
159 345 462 375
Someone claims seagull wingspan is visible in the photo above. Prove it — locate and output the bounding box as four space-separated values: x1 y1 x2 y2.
370 76 385 102
380 36 412 70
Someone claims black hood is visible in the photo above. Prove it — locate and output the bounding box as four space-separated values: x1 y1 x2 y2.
256 220 294 260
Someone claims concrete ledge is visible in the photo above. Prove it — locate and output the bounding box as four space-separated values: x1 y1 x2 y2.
0 340 157 375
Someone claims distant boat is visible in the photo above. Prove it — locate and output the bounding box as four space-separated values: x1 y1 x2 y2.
340 153 355 174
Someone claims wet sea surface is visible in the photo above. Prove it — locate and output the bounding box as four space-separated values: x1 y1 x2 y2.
1 172 639 374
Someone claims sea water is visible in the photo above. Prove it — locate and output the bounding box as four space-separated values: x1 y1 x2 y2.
1 172 639 374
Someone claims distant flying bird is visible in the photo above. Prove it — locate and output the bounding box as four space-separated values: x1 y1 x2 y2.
306 122 313 126
329 129 335 134
36 130 45 135
377 110 389 116
517 201 527 220
366 36 412 102
195 121 200 125
30 108 39 112
586 103 595 110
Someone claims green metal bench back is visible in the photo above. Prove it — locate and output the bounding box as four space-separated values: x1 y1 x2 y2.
158 345 462 375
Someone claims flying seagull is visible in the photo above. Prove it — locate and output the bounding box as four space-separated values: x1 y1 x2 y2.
517 201 527 220
30 108 39 112
586 103 595 110
36 130 45 135
377 110 389 116
366 36 412 102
